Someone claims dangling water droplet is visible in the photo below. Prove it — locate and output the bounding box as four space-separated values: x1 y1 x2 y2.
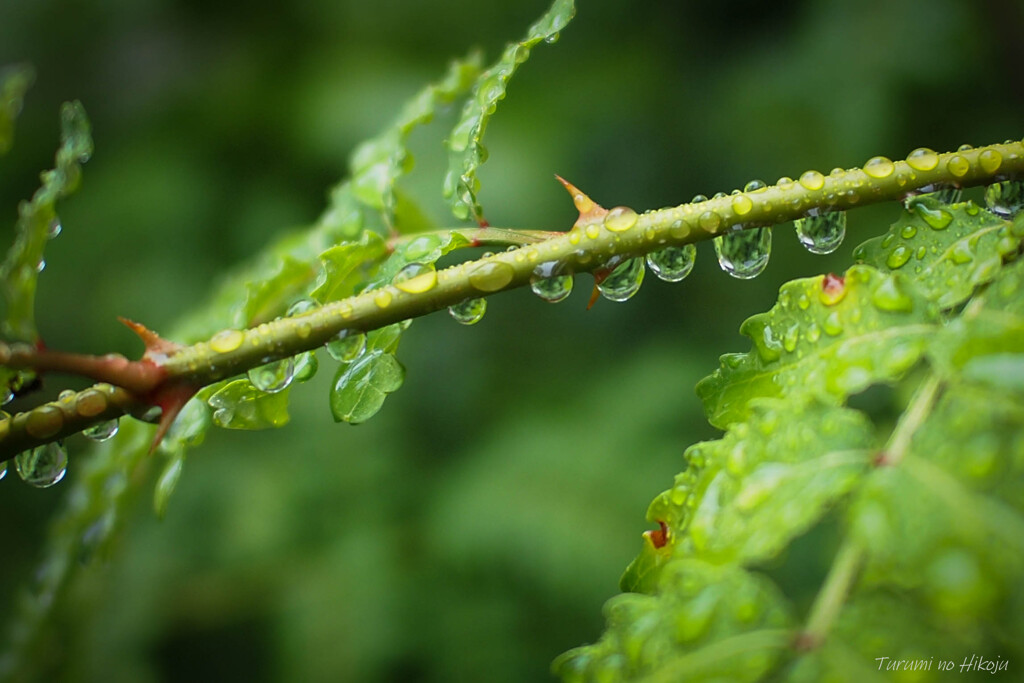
984 180 1024 217
646 244 696 282
15 441 68 488
468 261 515 292
247 357 296 393
326 331 366 362
863 156 895 179
448 297 487 324
393 262 438 294
799 170 825 191
530 262 574 302
604 206 638 232
47 218 62 238
795 211 846 254
906 147 939 172
714 228 771 279
597 258 645 302
35 259 45 273
293 351 318 382
83 418 119 442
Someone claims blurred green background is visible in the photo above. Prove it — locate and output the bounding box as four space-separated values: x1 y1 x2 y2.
0 0 1020 680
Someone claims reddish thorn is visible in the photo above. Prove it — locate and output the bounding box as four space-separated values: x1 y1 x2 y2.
119 317 182 360
822 273 845 291
555 174 607 226
793 631 822 652
587 285 600 310
645 521 670 549
873 450 891 467
477 218 490 228
147 382 199 454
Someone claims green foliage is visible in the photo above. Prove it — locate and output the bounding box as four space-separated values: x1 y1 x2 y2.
555 198 1024 680
0 64 32 155
443 0 575 222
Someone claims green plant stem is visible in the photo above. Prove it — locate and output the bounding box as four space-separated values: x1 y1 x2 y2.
0 140 1020 460
800 373 944 646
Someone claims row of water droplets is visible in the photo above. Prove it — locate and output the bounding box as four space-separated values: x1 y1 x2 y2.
0 385 120 488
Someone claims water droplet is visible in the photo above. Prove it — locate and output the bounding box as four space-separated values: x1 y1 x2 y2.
950 240 974 264
373 289 393 308
714 228 771 279
25 405 64 439
293 351 318 381
795 211 846 254
909 199 953 229
731 194 754 216
782 325 799 352
597 258 645 302
247 357 296 393
691 194 708 203
946 155 969 178
210 329 244 353
863 156 895 178
0 461 6 480
698 210 722 232
47 218 62 238
325 331 366 362
744 179 766 192
984 180 1024 217
871 275 914 312
646 244 696 282
799 170 825 191
15 441 68 488
886 245 911 269
35 259 45 273
900 225 917 239
805 323 821 343
906 147 939 171
978 149 1002 174
958 143 974 152
823 311 843 336
530 262 574 302
584 224 600 239
468 261 514 292
393 262 438 294
83 418 119 442
604 206 638 232
449 297 487 324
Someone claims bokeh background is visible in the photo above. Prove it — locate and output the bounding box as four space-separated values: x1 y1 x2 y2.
0 0 1021 680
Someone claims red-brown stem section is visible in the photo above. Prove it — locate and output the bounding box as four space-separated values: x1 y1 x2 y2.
2 344 164 395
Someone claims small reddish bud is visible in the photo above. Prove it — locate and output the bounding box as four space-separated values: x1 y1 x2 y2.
820 273 846 306
645 520 670 549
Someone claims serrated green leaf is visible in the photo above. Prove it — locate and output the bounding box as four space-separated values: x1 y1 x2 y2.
241 256 317 325
207 379 291 430
1 100 92 343
0 64 33 155
697 266 937 429
310 231 387 304
555 559 793 682
329 349 405 423
853 196 1018 308
632 399 873 586
351 54 480 229
443 0 576 222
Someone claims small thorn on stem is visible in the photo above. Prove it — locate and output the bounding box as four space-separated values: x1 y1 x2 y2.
555 175 607 227
119 317 182 362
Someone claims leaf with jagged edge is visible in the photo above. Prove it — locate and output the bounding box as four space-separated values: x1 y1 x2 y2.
242 255 317 325
929 247 1024 379
206 379 291 430
622 398 874 593
1 100 92 343
310 231 387 304
697 266 938 429
443 0 576 222
329 322 407 423
0 64 33 154
554 559 793 682
853 196 1021 308
351 54 481 229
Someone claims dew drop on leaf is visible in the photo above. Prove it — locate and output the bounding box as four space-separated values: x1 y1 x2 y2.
795 211 846 254
886 245 911 269
448 297 487 324
714 228 771 279
908 198 953 229
530 261 573 302
15 441 68 488
597 257 645 302
83 418 119 442
325 331 366 362
645 244 696 282
247 357 296 393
